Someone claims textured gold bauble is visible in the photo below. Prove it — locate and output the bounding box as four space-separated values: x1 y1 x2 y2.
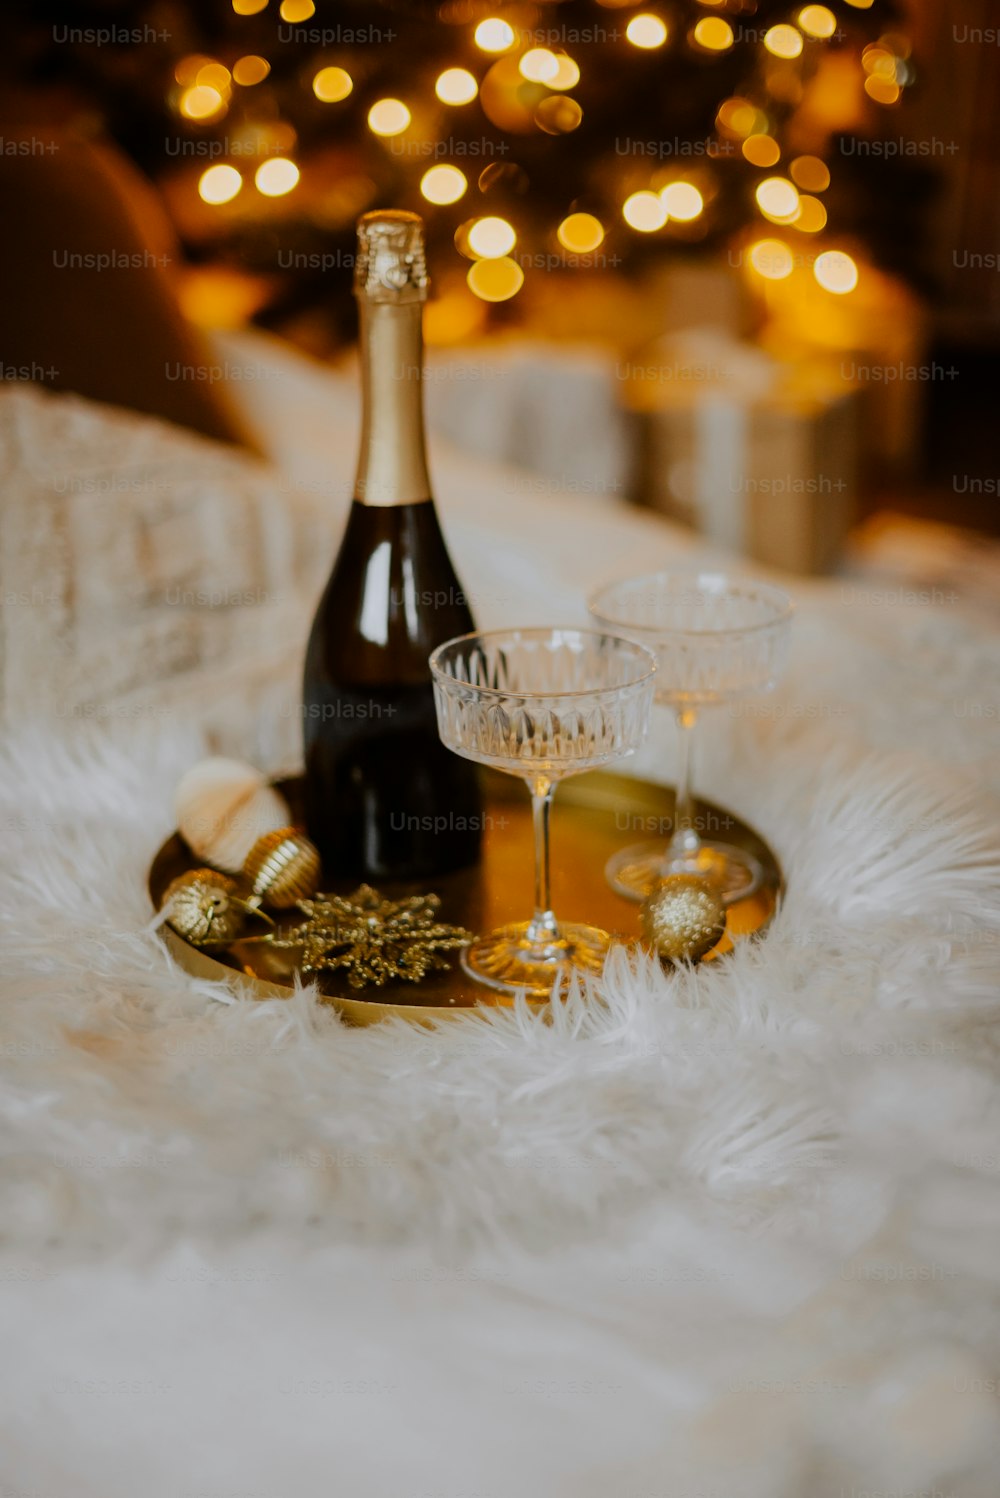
163 869 247 947
640 874 727 963
243 827 321 909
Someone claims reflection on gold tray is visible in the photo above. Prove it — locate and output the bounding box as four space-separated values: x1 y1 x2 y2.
148 770 782 1026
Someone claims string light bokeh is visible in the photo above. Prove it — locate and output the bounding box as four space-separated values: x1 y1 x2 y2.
157 0 920 319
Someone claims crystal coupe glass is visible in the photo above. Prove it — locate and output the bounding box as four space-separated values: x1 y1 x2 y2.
430 627 656 997
589 571 792 903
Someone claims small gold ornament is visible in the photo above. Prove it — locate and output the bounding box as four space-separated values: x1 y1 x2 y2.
243 827 321 910
163 869 248 948
640 874 727 964
268 884 473 989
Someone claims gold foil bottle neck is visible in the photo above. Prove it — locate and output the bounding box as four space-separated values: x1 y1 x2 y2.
354 210 429 304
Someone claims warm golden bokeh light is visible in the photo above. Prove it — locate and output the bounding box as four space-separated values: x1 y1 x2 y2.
233 0 268 14
814 250 859 293
175 55 212 86
367 98 411 136
865 75 901 104
557 212 605 253
279 0 314 20
196 63 232 93
475 18 516 52
798 5 837 38
519 48 560 82
468 216 517 258
661 182 704 221
535 95 583 133
843 0 874 7
626 14 668 49
863 46 902 81
420 166 468 205
623 191 668 232
749 239 795 279
764 25 804 59
467 256 524 301
198 165 243 205
790 155 831 192
435 68 478 105
255 157 300 196
548 55 581 89
179 85 226 121
755 177 801 223
794 195 827 232
742 135 781 168
233 55 270 86
717 97 765 139
313 67 353 102
693 17 734 50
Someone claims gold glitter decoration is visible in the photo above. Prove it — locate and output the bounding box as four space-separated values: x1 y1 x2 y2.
640 874 727 963
243 827 321 909
268 885 473 988
163 869 248 947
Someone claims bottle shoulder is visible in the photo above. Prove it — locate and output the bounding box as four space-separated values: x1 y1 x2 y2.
305 499 475 685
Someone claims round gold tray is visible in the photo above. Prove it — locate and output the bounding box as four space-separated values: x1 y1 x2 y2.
149 770 782 1026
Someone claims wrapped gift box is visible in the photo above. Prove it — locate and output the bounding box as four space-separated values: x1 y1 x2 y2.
624 328 860 575
423 338 633 503
756 263 930 478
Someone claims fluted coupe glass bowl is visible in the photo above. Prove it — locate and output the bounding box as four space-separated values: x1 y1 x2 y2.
430 627 656 996
589 571 792 902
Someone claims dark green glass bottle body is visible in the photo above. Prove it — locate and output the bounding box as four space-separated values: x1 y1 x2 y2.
302 498 482 881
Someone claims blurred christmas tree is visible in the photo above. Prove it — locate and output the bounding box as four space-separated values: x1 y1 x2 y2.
15 0 930 344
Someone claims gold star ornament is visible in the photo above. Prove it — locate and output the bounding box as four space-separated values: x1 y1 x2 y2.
269 885 473 989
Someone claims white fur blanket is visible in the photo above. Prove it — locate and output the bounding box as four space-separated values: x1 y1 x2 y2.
2 383 1000 1498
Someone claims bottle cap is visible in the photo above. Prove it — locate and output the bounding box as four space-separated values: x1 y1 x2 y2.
354 210 429 304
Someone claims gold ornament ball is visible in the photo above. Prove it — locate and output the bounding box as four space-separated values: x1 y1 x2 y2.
243 827 321 909
164 869 247 947
640 875 727 963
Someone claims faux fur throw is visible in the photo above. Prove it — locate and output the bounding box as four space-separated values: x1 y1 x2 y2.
2 384 1000 1497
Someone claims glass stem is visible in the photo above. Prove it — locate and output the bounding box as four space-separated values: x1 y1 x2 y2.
666 706 700 869
527 778 559 949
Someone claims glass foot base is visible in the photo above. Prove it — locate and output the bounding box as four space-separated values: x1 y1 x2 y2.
461 921 611 998
606 840 764 905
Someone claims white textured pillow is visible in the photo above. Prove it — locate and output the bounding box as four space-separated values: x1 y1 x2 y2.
0 383 340 766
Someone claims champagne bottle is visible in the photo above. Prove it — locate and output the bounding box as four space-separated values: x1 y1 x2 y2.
302 210 483 881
